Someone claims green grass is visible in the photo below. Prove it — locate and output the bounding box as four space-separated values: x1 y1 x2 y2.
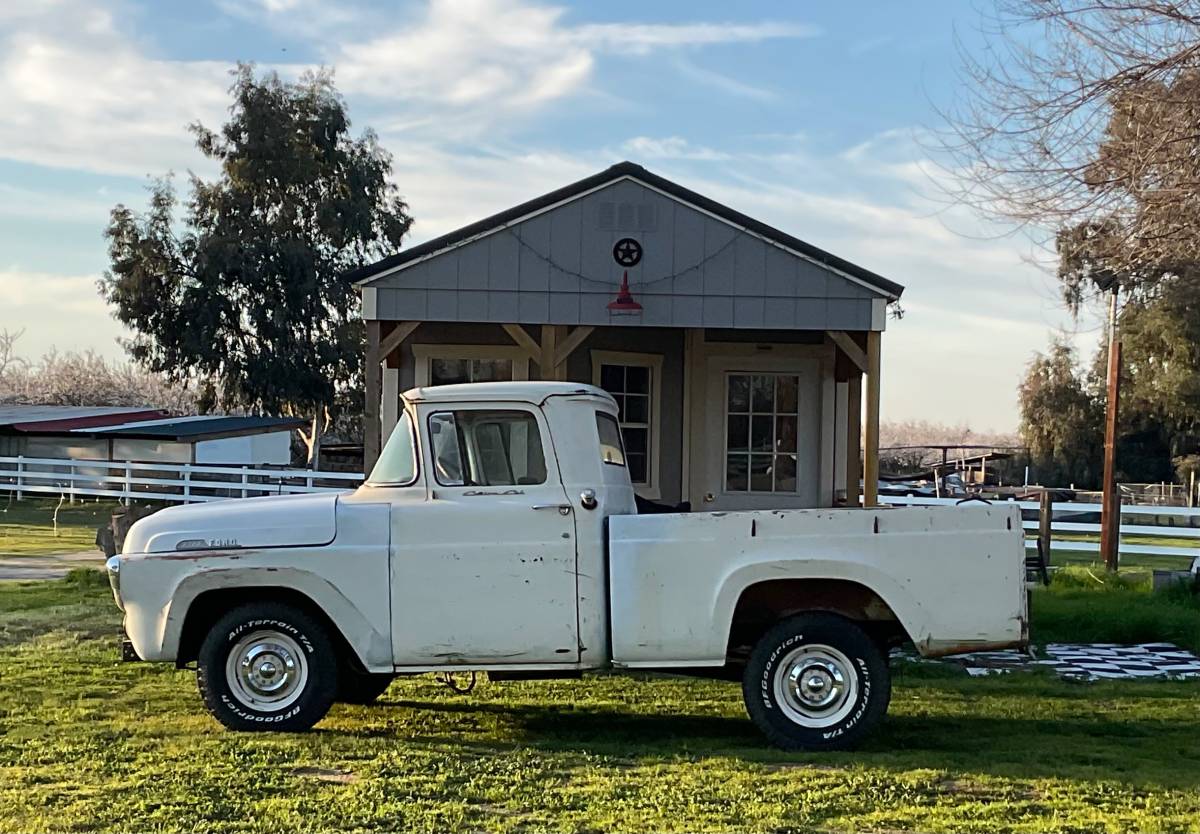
1 574 1200 832
0 497 123 556
1031 567 1200 653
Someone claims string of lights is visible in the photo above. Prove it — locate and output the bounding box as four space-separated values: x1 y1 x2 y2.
500 226 741 290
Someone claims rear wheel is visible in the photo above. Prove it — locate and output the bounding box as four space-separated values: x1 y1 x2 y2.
196 602 338 732
742 613 890 751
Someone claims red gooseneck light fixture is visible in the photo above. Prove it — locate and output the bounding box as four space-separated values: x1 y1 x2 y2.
607 270 643 314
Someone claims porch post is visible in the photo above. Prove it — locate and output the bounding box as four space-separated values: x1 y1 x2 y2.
862 330 882 507
540 324 567 381
846 374 862 506
364 320 382 474
381 363 400 444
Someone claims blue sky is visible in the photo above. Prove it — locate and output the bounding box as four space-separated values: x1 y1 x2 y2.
0 0 1097 431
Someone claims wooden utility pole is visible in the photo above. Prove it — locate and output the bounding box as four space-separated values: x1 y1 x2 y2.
1099 286 1122 572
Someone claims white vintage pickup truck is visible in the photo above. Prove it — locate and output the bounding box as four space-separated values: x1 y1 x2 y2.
107 381 1027 750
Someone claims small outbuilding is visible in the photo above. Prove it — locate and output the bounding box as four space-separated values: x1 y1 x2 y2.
349 162 903 510
0 406 303 466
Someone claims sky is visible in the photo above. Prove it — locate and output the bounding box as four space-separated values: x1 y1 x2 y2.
0 0 1104 432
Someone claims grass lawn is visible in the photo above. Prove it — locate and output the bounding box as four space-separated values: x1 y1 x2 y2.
1 573 1199 832
0 497 123 556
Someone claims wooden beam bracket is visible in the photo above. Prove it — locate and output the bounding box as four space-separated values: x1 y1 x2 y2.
554 325 595 367
502 324 542 363
827 330 868 373
379 320 421 361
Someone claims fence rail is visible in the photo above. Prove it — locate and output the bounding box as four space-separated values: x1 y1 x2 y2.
0 455 364 504
3 454 1197 563
878 494 1200 562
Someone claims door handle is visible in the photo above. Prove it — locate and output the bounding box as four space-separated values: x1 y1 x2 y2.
532 504 572 516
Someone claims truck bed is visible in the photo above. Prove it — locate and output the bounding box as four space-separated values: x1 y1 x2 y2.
607 504 1028 667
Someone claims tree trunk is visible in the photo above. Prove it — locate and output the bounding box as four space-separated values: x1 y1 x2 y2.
298 407 326 470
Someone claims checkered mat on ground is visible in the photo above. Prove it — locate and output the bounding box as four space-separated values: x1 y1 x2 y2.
894 643 1200 680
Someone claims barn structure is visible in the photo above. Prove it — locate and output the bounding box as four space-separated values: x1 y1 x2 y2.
349 162 903 510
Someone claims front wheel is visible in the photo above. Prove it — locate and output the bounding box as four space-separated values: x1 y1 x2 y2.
196 602 338 732
742 614 890 751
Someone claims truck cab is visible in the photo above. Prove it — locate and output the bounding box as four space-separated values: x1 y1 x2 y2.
357 382 634 669
109 381 1027 750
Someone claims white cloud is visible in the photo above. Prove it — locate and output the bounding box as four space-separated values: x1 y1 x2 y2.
620 136 730 161
0 0 814 175
0 269 129 358
329 0 809 128
0 1 231 176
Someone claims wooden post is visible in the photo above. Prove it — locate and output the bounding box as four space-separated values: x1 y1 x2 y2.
1100 318 1122 572
364 320 382 475
862 331 882 507
845 374 862 506
1038 489 1053 570
540 324 566 381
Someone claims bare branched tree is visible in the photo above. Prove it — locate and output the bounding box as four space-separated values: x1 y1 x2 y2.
0 328 27 384
940 0 1200 305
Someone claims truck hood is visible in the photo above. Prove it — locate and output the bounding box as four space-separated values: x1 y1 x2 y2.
122 492 341 555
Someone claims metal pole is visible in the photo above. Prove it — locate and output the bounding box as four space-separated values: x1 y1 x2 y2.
1100 285 1122 572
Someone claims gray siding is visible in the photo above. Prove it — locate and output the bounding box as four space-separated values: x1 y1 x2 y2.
369 180 882 331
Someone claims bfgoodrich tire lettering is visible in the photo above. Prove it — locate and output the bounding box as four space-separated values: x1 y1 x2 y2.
196 602 338 732
742 613 890 751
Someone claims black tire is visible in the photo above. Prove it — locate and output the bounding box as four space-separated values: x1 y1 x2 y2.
742 613 890 751
337 669 395 705
196 602 338 732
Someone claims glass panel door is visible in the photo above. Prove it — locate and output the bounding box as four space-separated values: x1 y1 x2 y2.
724 372 801 494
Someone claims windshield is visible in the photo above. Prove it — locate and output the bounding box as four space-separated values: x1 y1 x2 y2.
366 410 418 485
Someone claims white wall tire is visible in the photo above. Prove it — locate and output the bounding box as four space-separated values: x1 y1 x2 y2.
742 614 890 751
197 602 338 732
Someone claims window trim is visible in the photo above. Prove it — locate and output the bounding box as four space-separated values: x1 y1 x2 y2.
413 344 530 387
591 350 663 499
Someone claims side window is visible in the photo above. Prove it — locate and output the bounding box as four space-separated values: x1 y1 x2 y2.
596 412 626 467
428 410 547 487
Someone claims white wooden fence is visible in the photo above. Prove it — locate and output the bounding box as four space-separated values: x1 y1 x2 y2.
879 494 1200 562
2 454 1196 562
0 455 363 504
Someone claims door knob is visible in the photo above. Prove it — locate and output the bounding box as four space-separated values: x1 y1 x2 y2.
579 489 598 510
703 492 715 503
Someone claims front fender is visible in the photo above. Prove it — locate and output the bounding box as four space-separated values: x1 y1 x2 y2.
164 566 393 672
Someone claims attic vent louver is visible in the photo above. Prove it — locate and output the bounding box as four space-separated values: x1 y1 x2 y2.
598 202 656 231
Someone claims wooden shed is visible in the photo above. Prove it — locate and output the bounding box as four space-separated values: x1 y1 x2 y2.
349 162 903 509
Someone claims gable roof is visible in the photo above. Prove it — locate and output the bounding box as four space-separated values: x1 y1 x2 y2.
347 161 904 300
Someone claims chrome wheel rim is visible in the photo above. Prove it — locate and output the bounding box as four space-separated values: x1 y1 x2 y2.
225 630 308 712
774 644 858 728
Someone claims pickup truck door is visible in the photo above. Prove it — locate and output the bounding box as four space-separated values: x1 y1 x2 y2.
390 404 581 666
